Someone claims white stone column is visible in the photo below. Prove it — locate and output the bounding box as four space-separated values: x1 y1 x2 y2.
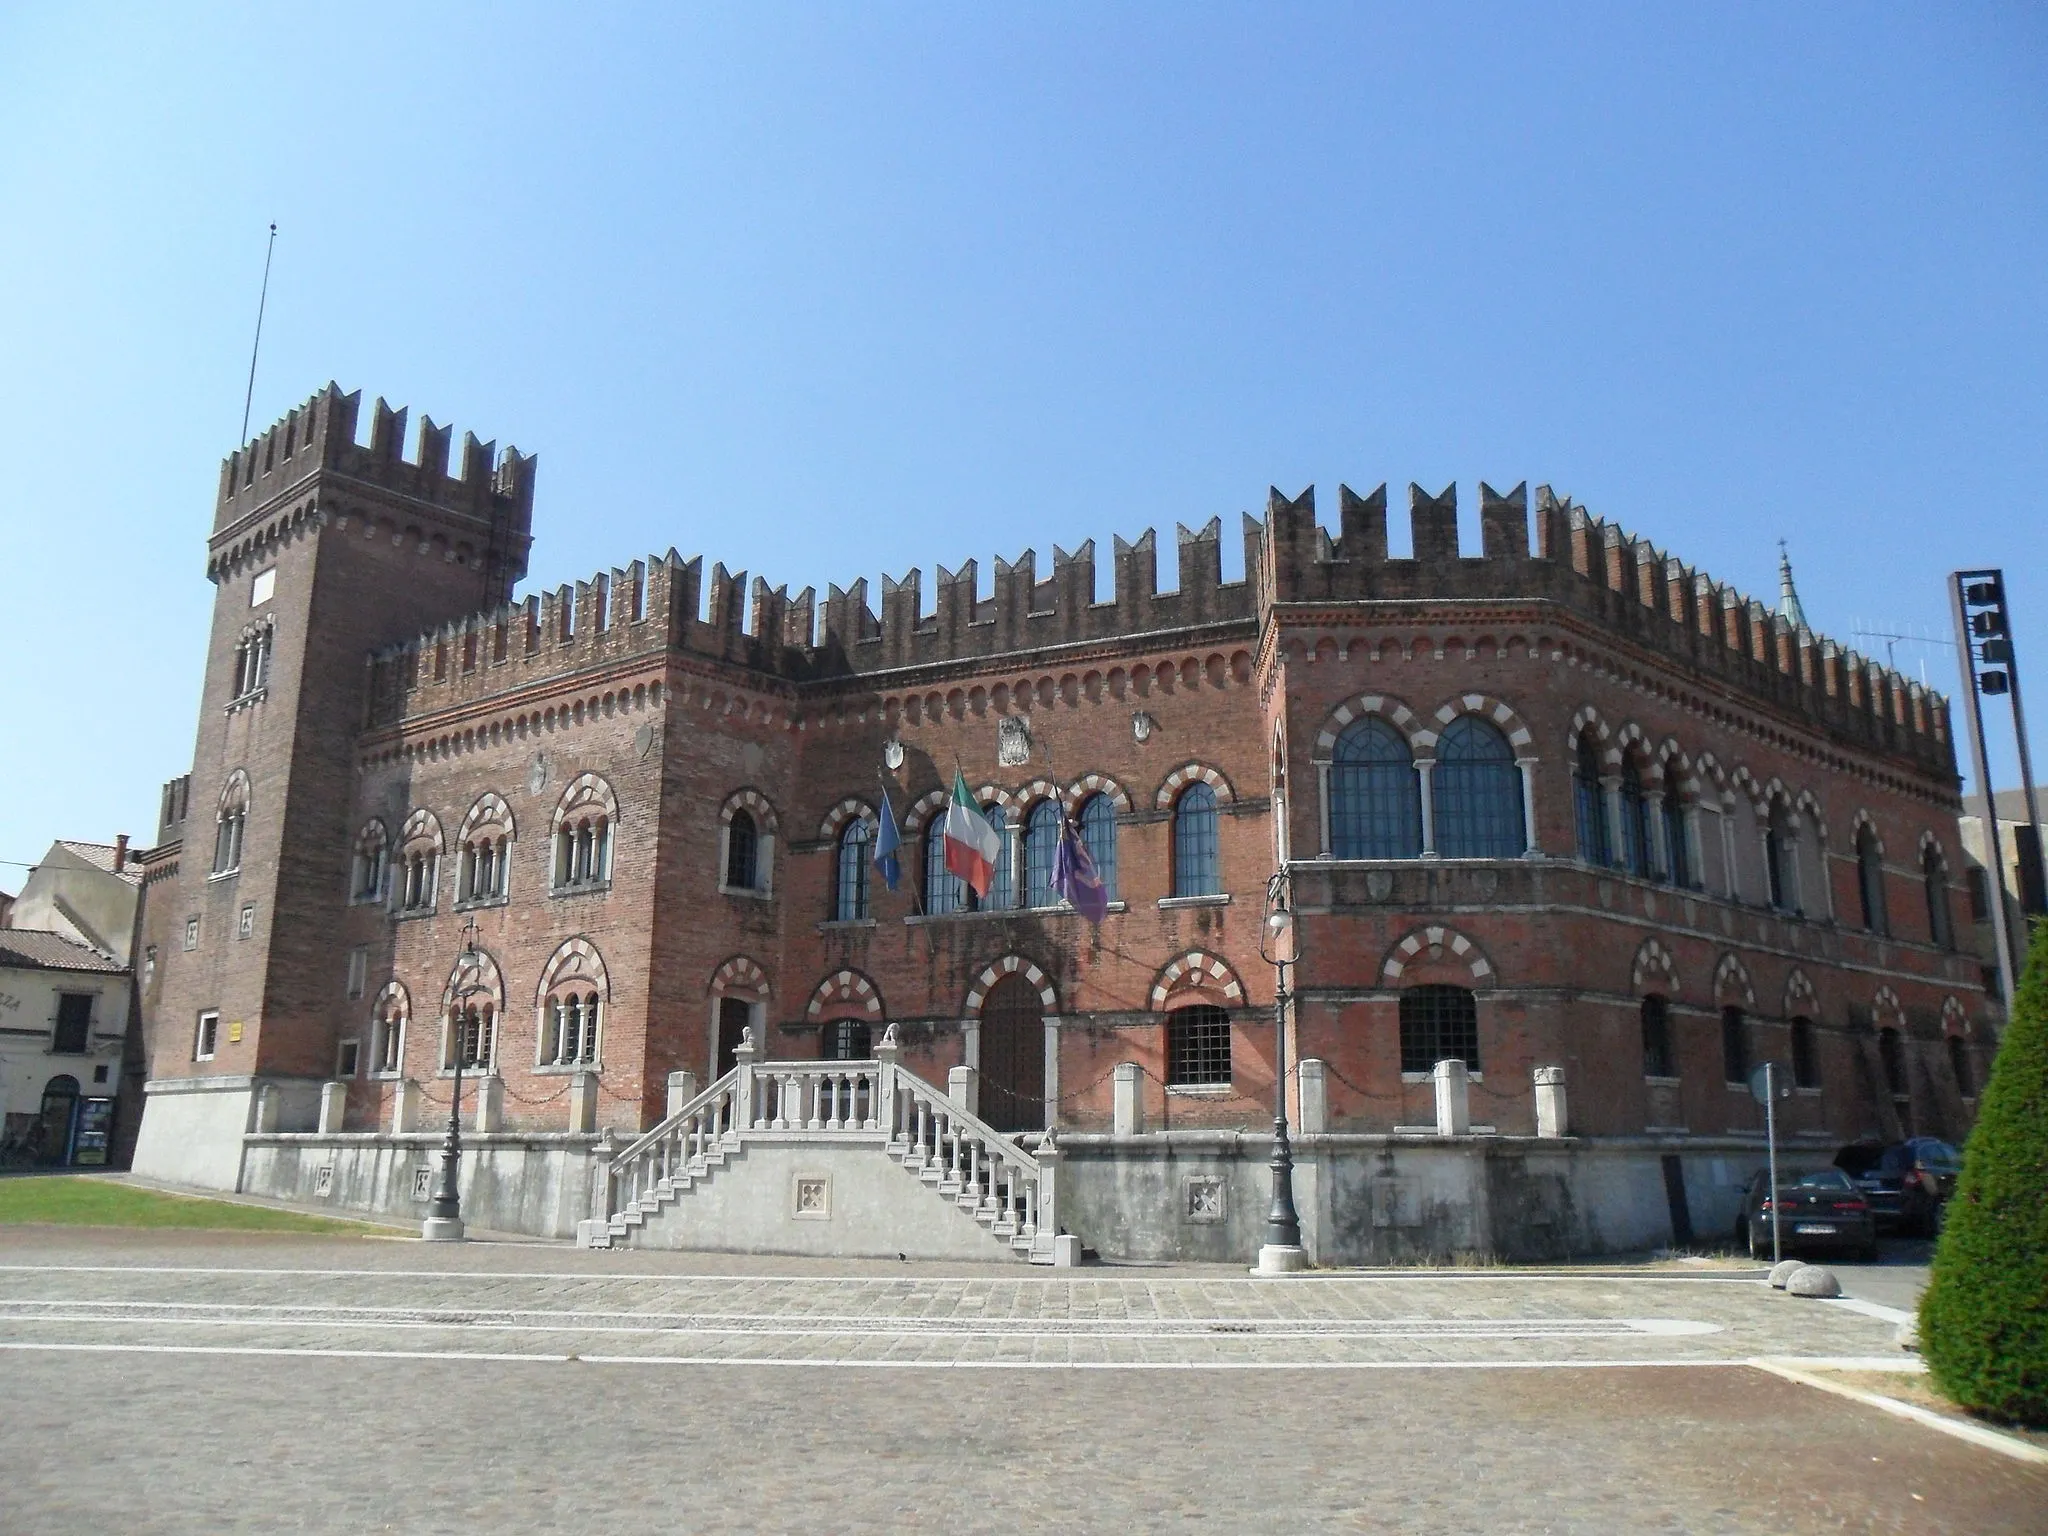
1533 1066 1568 1138
1112 1062 1143 1137
1432 1059 1471 1136
1682 803 1706 890
1297 1058 1328 1134
1516 758 1541 856
948 1064 979 1119
875 1025 901 1142
665 1070 698 1121
1416 760 1438 857
1720 811 1740 899
1043 1016 1061 1131
1646 791 1672 880
1316 762 1333 856
1600 776 1626 866
318 1081 347 1134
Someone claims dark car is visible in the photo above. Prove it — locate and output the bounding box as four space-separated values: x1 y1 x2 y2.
1833 1138 1962 1236
1736 1167 1877 1261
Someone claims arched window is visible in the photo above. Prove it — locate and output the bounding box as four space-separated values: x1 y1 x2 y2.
446 1003 496 1072
1330 717 1421 859
925 825 967 915
231 621 274 701
1433 717 1524 859
1399 985 1480 1075
1166 1003 1232 1086
1878 1026 1907 1099
397 809 442 915
823 1019 873 1061
1922 846 1954 950
1765 801 1797 913
1080 794 1118 901
724 810 758 891
541 990 600 1068
350 821 389 903
1618 759 1652 877
456 796 514 906
371 987 407 1076
1720 1006 1748 1085
1856 825 1887 934
1791 1016 1819 1089
213 774 250 876
1172 783 1220 896
982 804 1013 910
977 973 1046 1133
1022 800 1061 909
835 819 872 921
1661 787 1691 888
1640 994 1675 1078
1573 732 1611 866
1948 1034 1973 1098
552 776 616 893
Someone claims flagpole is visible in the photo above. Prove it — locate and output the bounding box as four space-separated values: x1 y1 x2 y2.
879 766 938 960
239 222 278 445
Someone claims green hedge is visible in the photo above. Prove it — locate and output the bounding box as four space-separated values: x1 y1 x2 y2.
1919 919 2048 1426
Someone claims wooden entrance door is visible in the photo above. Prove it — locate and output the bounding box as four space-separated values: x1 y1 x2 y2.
978 975 1044 1133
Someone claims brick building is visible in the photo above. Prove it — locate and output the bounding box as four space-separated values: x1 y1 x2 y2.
131 385 1992 1259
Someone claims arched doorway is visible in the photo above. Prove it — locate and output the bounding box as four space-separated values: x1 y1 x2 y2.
978 976 1045 1133
36 1075 81 1167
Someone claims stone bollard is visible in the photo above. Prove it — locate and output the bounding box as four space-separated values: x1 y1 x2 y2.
1769 1259 1804 1289
473 1074 503 1133
1787 1266 1842 1299
391 1078 420 1136
1533 1065 1568 1138
1432 1059 1471 1136
570 1071 600 1134
948 1064 979 1119
318 1080 348 1134
1298 1059 1328 1135
1112 1063 1143 1137
664 1070 698 1121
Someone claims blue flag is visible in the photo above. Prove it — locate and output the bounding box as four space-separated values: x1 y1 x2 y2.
1053 809 1109 925
873 786 902 893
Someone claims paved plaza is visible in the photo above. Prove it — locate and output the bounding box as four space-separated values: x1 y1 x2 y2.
2 1229 2043 1533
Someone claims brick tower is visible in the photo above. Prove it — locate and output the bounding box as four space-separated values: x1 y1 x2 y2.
132 386 534 1187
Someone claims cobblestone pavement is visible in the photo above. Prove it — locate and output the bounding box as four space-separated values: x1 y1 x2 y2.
2 1230 2042 1533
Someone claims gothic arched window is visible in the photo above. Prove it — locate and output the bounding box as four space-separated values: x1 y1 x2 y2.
724 810 758 891
1330 717 1421 859
1080 794 1118 901
1573 732 1610 866
1172 783 1220 896
835 819 872 922
1434 717 1522 859
1922 845 1954 950
1619 759 1651 877
1856 824 1887 934
1022 800 1061 909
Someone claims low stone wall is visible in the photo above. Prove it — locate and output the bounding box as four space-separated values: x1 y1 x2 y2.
241 1132 602 1239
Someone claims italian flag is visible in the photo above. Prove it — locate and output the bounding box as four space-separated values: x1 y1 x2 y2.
941 768 1000 897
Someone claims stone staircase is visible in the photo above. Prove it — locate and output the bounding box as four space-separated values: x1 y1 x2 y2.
579 1028 1072 1263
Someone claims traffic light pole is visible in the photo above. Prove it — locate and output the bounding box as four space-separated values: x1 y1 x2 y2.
1951 570 2023 1003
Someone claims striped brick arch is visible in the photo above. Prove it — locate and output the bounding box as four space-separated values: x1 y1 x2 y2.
707 955 770 1000
1154 762 1236 809
1941 996 1969 1037
1063 772 1131 818
1314 694 1424 759
1380 925 1494 986
719 787 779 835
1434 694 1534 757
903 788 951 835
1149 951 1246 1010
965 956 1056 1016
806 969 883 1020
1713 954 1756 1007
1567 705 1617 767
816 797 874 842
1631 938 1679 994
1872 985 1906 1029
1783 968 1818 1016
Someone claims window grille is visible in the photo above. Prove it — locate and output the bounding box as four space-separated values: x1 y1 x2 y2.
835 820 872 920
1080 795 1118 900
1573 733 1610 865
1172 784 1220 896
1878 1027 1907 1098
1856 826 1887 933
1640 994 1674 1078
1399 985 1480 1074
195 1011 219 1062
447 1005 496 1072
1662 792 1690 887
1720 1006 1748 1084
1166 1004 1232 1086
1791 1017 1819 1089
725 810 757 890
1022 800 1060 908
53 993 91 1055
542 993 599 1067
982 805 1012 909
925 830 966 915
1765 804 1796 912
1922 848 1953 949
1434 717 1522 859
824 1019 873 1061
1618 760 1653 877
1329 717 1421 858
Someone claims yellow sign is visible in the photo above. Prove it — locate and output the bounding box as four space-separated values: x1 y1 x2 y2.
227 1020 244 1043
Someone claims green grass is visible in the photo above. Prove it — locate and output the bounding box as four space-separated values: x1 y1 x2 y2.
0 1176 390 1234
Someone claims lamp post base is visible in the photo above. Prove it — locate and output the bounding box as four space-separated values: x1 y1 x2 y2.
420 1216 466 1243
1252 1243 1309 1276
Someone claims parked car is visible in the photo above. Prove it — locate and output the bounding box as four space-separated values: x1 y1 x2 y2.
1832 1138 1961 1236
1736 1167 1877 1261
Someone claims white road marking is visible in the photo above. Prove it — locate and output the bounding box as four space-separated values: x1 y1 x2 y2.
1827 1296 1916 1326
1751 1359 2048 1465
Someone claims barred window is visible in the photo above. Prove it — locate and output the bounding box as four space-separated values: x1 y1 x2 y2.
1619 759 1652 877
1856 825 1887 933
1573 732 1610 866
1022 800 1061 909
1640 994 1675 1078
1080 794 1118 901
725 810 758 890
1720 1006 1748 1085
1791 1016 1819 1089
446 1004 496 1072
983 804 1013 910
824 1019 873 1061
1922 847 1953 949
1948 1034 1973 1098
1172 783 1220 896
1662 791 1690 887
1433 717 1522 859
541 991 600 1068
1878 1026 1906 1098
1399 985 1479 1074
1329 717 1421 859
1765 803 1796 912
925 828 966 915
1166 1004 1232 1087
835 820 872 921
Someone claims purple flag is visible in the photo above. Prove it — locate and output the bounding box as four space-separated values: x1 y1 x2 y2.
1053 812 1110 925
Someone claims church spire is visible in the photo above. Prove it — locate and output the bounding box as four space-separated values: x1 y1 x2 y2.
1777 539 1808 630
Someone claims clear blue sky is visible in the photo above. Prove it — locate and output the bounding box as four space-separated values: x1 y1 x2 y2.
2 5 2044 878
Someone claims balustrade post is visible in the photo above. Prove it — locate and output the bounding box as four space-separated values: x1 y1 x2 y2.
733 1029 759 1129
876 1028 901 1141
1033 1131 1062 1259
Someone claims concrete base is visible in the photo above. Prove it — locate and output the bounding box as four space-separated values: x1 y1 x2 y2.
1253 1243 1310 1276
420 1216 466 1242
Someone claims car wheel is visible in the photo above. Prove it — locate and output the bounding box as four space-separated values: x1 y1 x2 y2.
1747 1224 1765 1261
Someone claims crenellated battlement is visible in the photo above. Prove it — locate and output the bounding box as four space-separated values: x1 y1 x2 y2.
355 474 1949 777
215 385 536 594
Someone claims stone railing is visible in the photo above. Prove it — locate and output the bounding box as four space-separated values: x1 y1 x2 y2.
886 1049 1054 1254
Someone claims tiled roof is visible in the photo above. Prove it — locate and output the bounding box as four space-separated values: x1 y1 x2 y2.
0 930 127 974
55 841 143 885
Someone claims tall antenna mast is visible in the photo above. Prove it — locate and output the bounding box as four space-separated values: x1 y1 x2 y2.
238 222 278 445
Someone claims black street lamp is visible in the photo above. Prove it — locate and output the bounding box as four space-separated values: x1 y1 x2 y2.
1254 867 1307 1274
423 918 485 1242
